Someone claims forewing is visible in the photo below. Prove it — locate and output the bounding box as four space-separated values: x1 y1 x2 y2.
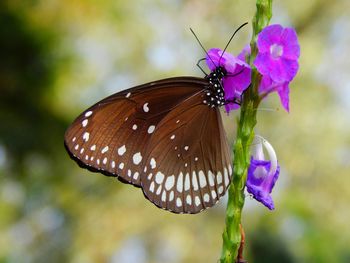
64 77 206 187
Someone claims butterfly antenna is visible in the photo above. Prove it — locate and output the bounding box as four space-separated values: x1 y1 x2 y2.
190 28 217 68
219 22 248 64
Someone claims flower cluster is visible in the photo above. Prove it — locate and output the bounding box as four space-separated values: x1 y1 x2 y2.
205 24 300 209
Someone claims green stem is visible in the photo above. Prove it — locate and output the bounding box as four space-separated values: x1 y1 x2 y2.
220 1 272 262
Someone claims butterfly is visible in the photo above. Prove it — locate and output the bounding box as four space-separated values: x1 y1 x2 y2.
64 23 248 214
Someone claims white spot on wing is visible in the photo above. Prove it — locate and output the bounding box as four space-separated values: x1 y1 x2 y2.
80 148 84 154
170 134 175 140
118 145 126 156
176 197 182 207
85 111 93 117
198 171 207 188
133 172 139 180
155 172 165 184
90 145 96 151
161 191 166 202
126 92 131 98
150 158 156 169
82 119 88 127
147 125 155 134
192 172 199 191
217 171 223 184
101 146 109 154
203 194 210 202
176 172 184 193
165 175 175 190
156 185 162 195
186 195 192 205
208 170 215 186
119 162 124 169
74 144 79 150
184 173 190 191
72 137 76 142
111 161 116 168
224 168 229 186
133 152 142 165
143 103 149 112
150 182 155 192
127 169 132 177
132 124 137 130
83 132 90 142
169 191 174 201
195 196 201 206
184 146 189 151
103 157 107 165
218 185 224 194
211 190 217 199
195 157 199 161
228 165 233 176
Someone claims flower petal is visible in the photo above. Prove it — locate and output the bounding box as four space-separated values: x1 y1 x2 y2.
277 82 290 112
256 24 283 53
247 157 280 210
206 48 246 73
206 48 221 71
254 52 275 77
252 137 265 160
269 59 297 83
224 102 240 113
261 138 278 176
280 27 300 60
280 58 299 81
258 75 275 94
224 66 251 93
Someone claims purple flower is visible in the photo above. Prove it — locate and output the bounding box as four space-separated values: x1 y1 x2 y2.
206 48 251 113
254 24 300 83
247 136 280 210
254 24 300 112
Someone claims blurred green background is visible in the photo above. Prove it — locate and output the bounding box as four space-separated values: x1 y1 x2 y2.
1 0 349 262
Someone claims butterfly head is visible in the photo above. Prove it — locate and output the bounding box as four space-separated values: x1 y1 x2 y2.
203 66 227 108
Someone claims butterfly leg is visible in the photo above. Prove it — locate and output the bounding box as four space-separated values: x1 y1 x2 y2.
196 58 208 76
224 95 242 106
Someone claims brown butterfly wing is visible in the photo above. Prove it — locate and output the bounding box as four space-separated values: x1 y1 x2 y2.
64 76 232 214
64 77 207 187
140 93 232 213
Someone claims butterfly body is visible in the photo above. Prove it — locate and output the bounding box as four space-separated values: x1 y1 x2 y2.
65 70 233 214
203 66 227 108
